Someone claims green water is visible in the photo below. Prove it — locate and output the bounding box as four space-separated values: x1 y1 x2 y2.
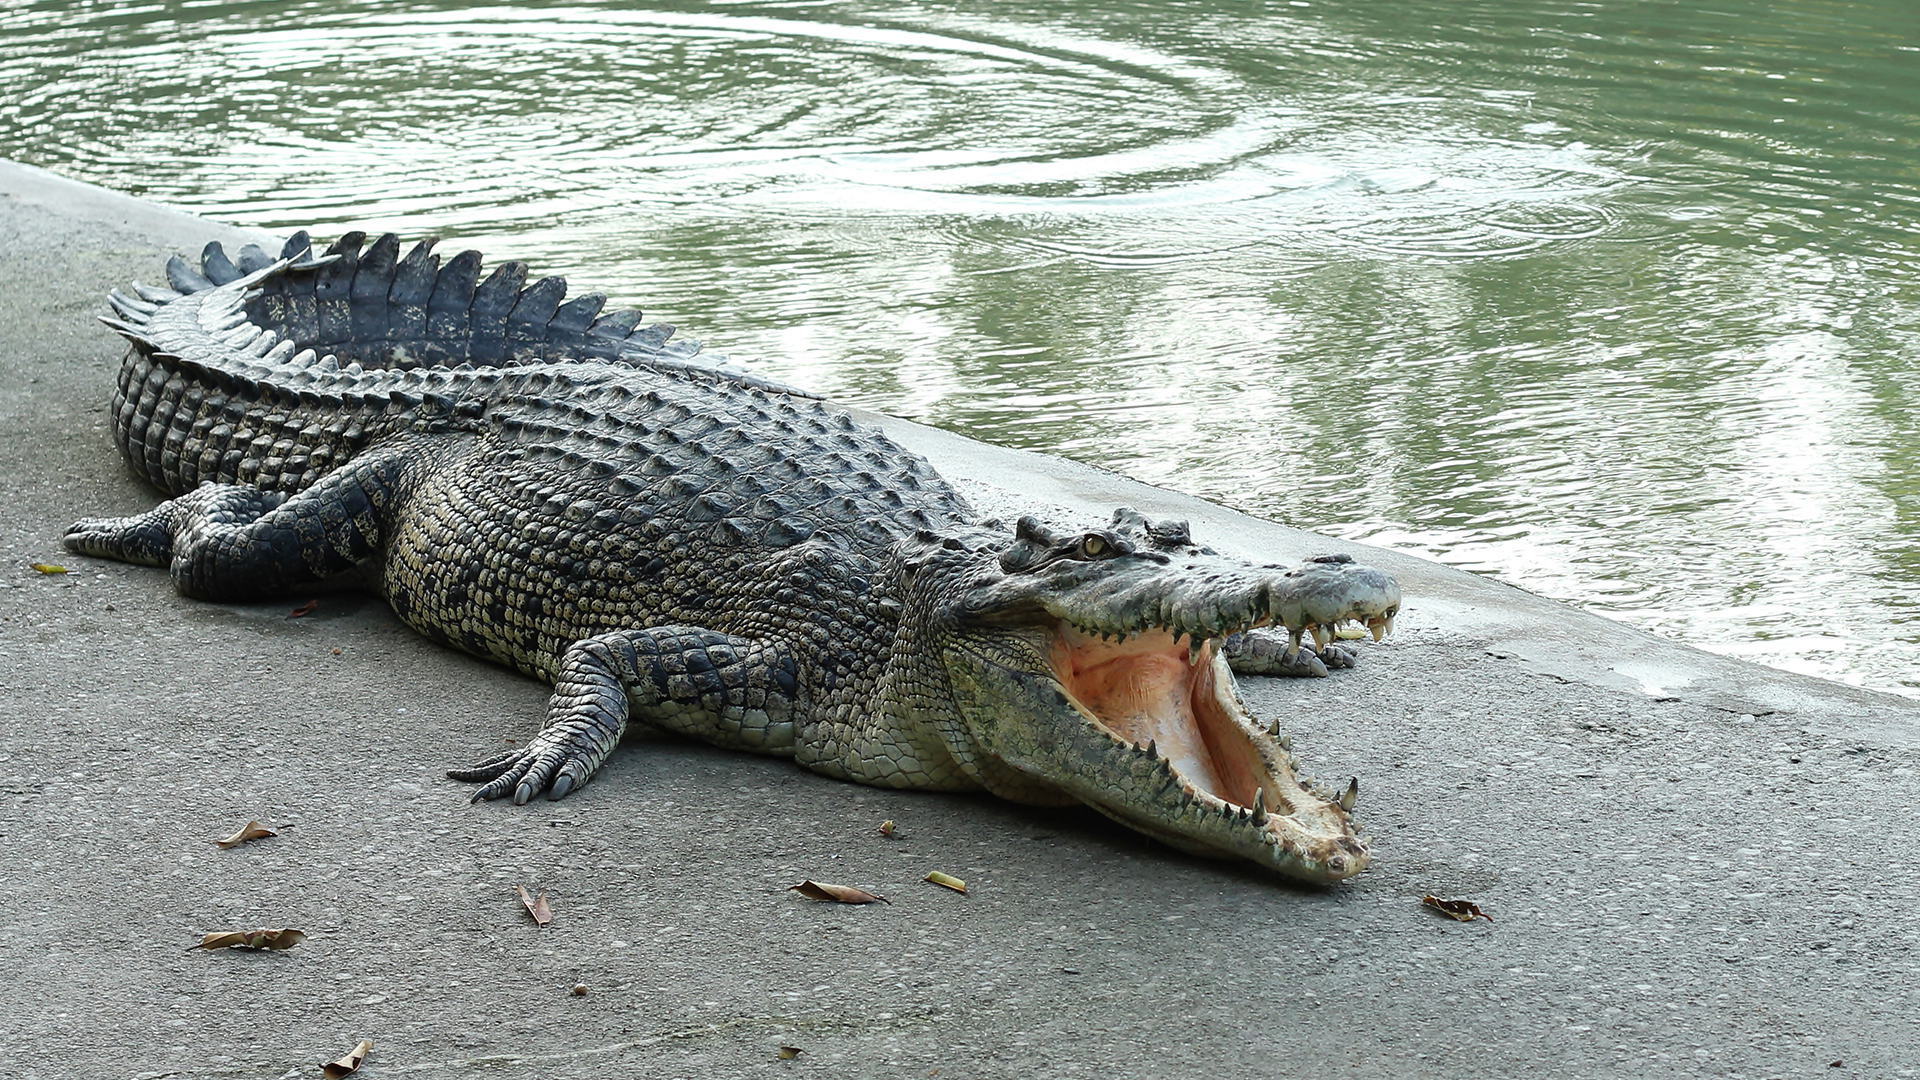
4 0 1918 694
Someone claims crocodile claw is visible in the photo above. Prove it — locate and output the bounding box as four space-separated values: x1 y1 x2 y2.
453 713 617 804
1318 642 1358 671
450 745 571 804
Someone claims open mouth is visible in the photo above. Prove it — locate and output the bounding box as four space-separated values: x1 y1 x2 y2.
1030 619 1368 881
1049 623 1271 811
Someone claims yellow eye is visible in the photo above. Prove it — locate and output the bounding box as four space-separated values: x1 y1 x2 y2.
1081 534 1106 557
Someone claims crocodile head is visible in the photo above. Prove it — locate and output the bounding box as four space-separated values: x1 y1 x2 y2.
906 508 1399 884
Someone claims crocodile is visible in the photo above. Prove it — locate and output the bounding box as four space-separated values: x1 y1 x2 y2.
62 231 1402 884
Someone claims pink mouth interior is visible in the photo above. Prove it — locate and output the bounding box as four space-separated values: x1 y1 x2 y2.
1048 624 1267 812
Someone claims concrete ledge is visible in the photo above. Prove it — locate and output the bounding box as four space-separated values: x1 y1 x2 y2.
4 160 1916 1078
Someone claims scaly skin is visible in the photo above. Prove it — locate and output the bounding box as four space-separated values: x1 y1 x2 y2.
64 233 1402 884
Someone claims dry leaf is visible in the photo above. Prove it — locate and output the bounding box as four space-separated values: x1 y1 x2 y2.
213 820 276 849
878 819 896 837
28 563 66 575
924 871 967 894
516 884 552 926
789 880 889 904
288 599 319 618
321 1038 373 1079
189 928 306 951
1422 894 1492 922
777 1046 802 1060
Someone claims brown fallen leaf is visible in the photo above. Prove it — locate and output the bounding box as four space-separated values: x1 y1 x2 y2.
321 1038 373 1079
213 820 276 849
1422 894 1493 922
878 819 896 837
189 928 306 951
777 1046 803 1060
516 884 553 927
288 599 319 618
28 563 66 575
924 871 967 894
789 880 889 905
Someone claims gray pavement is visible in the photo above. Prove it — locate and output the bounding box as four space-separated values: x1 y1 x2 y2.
4 159 1919 1079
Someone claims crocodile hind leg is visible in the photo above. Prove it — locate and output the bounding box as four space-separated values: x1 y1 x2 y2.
451 627 802 804
63 485 290 569
62 448 414 599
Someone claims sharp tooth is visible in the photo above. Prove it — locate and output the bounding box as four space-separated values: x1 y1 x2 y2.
1188 636 1205 666
1369 618 1387 643
1268 718 1282 737
1286 629 1303 657
1279 734 1292 752
1312 624 1331 650
1338 777 1358 812
1145 739 1158 760
1251 788 1268 825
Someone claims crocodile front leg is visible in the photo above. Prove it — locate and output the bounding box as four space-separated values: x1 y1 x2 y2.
451 627 803 803
1220 631 1358 678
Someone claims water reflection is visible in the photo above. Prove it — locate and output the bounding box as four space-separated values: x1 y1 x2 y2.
2 0 1917 694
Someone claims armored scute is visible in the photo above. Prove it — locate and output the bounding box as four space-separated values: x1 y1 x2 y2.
66 232 1401 883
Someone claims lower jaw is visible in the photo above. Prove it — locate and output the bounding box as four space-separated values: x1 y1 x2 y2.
1081 796 1368 882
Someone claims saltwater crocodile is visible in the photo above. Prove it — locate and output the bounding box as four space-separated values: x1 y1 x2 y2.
63 232 1401 883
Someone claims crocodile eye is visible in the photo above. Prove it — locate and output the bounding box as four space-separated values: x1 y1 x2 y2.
1080 534 1107 558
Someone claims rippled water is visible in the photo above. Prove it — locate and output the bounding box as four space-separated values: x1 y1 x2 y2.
4 0 1918 695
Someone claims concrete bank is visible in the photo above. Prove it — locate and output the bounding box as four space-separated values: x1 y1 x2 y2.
3 160 1917 1079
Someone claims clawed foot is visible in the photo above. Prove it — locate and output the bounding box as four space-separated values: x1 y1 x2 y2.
1319 641 1357 670
1222 632 1358 678
63 505 185 567
453 632 650 805
64 485 291 568
449 729 600 804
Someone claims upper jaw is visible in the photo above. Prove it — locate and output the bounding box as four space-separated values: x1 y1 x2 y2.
1270 554 1402 653
971 541 1401 657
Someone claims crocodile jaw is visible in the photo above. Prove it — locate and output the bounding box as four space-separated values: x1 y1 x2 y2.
945 623 1368 884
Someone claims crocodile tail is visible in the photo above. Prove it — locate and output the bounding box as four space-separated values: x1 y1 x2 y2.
100 256 424 498
126 231 806 395
96 232 814 497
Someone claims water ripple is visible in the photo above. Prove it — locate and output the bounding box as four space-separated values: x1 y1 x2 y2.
3 0 1918 695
